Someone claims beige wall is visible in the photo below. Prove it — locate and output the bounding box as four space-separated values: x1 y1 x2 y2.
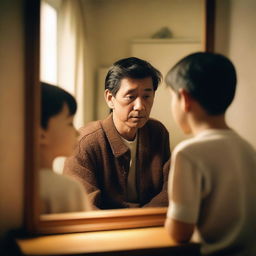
85 0 202 67
83 0 202 68
132 41 203 149
82 0 203 123
0 0 24 237
215 0 256 149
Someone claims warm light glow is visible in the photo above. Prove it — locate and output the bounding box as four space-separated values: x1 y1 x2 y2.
40 1 58 85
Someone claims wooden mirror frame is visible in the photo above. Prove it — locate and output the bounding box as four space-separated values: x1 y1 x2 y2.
24 0 215 235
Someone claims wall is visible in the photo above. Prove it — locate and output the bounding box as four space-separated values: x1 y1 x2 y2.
87 0 202 67
0 0 24 238
132 40 202 149
82 0 203 129
215 0 256 149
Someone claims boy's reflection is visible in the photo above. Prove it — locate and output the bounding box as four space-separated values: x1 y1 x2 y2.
40 83 91 214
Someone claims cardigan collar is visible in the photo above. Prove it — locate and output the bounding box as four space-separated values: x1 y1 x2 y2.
101 114 150 158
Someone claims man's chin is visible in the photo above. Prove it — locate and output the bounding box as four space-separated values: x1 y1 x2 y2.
128 120 147 129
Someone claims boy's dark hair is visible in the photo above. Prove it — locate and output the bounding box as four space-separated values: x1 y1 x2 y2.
41 82 77 129
105 57 162 96
165 52 237 115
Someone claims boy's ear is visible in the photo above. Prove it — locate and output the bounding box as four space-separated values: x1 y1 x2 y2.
104 89 114 109
39 127 49 146
178 88 192 112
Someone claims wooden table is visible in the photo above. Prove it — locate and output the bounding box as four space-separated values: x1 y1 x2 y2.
16 227 200 256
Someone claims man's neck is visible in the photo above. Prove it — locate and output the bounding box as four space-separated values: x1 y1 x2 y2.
112 117 138 141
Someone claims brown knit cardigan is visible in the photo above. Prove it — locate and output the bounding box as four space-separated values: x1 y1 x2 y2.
64 114 171 209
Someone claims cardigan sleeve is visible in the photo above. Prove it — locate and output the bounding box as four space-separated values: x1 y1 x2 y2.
143 127 171 207
143 159 170 207
63 137 102 210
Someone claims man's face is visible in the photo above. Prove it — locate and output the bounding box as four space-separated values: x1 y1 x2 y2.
105 77 155 139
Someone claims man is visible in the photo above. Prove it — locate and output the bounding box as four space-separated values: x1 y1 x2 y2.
64 57 171 209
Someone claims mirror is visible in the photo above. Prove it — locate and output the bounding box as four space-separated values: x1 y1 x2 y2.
24 0 214 234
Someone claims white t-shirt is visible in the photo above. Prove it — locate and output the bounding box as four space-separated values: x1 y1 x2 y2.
40 169 91 214
121 136 138 202
167 129 256 256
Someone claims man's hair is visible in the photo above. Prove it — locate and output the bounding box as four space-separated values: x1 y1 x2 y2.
41 82 77 129
165 52 237 115
105 57 162 96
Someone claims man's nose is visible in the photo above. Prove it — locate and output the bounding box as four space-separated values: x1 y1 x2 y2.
133 97 145 111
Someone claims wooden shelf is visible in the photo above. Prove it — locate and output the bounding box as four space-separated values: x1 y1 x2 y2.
131 38 201 44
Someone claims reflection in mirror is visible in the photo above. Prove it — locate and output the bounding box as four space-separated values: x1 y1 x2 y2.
39 0 205 214
39 82 93 214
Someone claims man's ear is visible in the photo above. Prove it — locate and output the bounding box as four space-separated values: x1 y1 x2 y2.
104 89 114 109
39 127 49 146
178 88 192 112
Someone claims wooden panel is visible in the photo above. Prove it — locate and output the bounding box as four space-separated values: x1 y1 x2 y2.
38 208 167 234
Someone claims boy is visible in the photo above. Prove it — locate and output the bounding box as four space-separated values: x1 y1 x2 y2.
164 52 256 255
40 82 91 214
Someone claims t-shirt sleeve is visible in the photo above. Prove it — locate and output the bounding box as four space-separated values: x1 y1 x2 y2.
167 150 202 224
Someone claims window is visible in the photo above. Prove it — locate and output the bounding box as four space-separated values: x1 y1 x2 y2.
40 1 58 85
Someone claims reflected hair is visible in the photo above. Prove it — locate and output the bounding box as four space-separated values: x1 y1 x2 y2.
165 52 237 115
105 57 162 96
41 82 77 129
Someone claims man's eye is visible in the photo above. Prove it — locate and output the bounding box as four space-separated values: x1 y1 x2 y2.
143 95 151 99
126 95 135 100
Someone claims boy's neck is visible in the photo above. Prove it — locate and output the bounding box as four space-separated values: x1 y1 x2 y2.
189 113 230 136
39 148 54 170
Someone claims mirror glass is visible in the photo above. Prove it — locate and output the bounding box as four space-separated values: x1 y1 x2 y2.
39 0 205 214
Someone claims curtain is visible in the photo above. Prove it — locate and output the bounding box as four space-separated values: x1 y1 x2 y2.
54 0 94 174
58 0 93 128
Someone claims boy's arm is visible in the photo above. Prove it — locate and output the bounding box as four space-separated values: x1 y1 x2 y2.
165 218 195 243
165 150 200 243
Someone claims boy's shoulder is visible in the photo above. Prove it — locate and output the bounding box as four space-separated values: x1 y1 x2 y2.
173 129 227 157
40 169 84 192
173 129 255 158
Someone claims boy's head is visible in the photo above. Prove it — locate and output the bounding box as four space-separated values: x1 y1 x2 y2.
40 82 78 167
41 82 77 129
165 52 237 116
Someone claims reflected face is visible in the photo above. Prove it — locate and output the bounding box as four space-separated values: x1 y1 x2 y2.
43 103 78 158
107 77 155 139
169 88 191 134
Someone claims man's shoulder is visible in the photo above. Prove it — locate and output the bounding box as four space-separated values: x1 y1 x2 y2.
78 120 103 139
